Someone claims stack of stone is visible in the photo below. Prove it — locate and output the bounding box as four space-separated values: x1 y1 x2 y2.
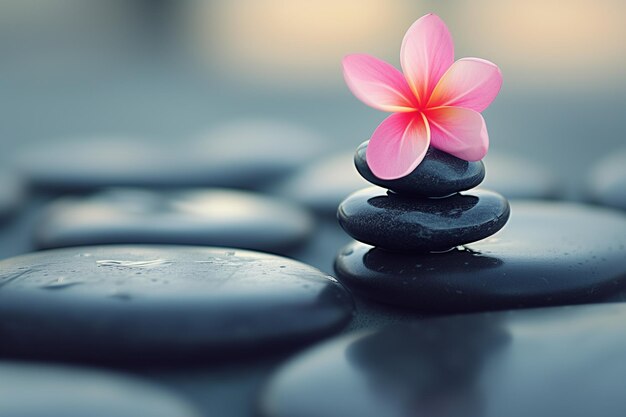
337 140 511 254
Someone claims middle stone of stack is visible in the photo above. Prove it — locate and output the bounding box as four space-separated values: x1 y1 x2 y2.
337 140 510 252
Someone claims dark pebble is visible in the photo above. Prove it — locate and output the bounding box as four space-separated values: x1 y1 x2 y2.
335 201 626 312
0 362 201 417
0 246 353 362
354 141 485 196
338 187 510 252
258 303 626 417
35 188 314 254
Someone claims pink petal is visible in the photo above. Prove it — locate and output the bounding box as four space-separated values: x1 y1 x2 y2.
426 106 488 161
428 58 503 112
400 14 454 107
342 54 418 112
366 112 430 180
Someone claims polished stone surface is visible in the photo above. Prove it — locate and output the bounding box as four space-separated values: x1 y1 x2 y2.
586 149 626 211
258 302 626 417
0 362 202 417
35 188 314 254
338 187 510 252
273 152 369 215
0 246 353 362
355 141 485 196
0 172 25 221
335 202 626 312
482 153 561 199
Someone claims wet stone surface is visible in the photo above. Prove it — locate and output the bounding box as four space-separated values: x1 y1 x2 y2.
35 188 314 254
335 201 626 312
0 246 354 362
258 302 626 417
338 187 510 252
0 362 202 417
586 149 626 211
354 141 485 196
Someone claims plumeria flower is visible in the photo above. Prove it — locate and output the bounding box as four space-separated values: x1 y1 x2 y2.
343 13 502 180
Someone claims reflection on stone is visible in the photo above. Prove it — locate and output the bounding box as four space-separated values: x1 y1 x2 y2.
347 317 510 417
259 303 626 417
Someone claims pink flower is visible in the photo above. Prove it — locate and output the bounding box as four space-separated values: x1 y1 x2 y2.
342 13 502 180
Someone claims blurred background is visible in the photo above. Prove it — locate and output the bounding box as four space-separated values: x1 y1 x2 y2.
1 0 625 175
1 2 626 416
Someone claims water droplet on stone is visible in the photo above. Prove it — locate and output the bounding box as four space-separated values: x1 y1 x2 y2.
96 259 172 269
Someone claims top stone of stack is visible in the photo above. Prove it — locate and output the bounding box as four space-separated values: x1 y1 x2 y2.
354 140 485 197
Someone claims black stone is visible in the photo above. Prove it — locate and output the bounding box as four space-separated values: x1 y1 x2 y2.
586 149 626 211
354 141 485 196
258 303 626 417
482 153 561 199
0 246 353 362
273 152 369 216
35 188 314 254
0 362 201 417
338 187 510 252
335 201 626 312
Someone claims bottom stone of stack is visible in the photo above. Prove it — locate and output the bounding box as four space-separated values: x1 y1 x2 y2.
334 201 626 313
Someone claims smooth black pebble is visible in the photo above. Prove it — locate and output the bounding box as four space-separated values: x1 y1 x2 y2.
0 246 353 362
338 187 510 252
354 140 485 196
35 188 314 254
273 152 369 215
335 201 626 312
0 361 201 417
586 149 626 211
258 303 626 417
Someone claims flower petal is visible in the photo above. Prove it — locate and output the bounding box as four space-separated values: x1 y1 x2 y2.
426 106 488 161
428 58 503 112
366 112 430 180
343 54 418 112
400 14 454 107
